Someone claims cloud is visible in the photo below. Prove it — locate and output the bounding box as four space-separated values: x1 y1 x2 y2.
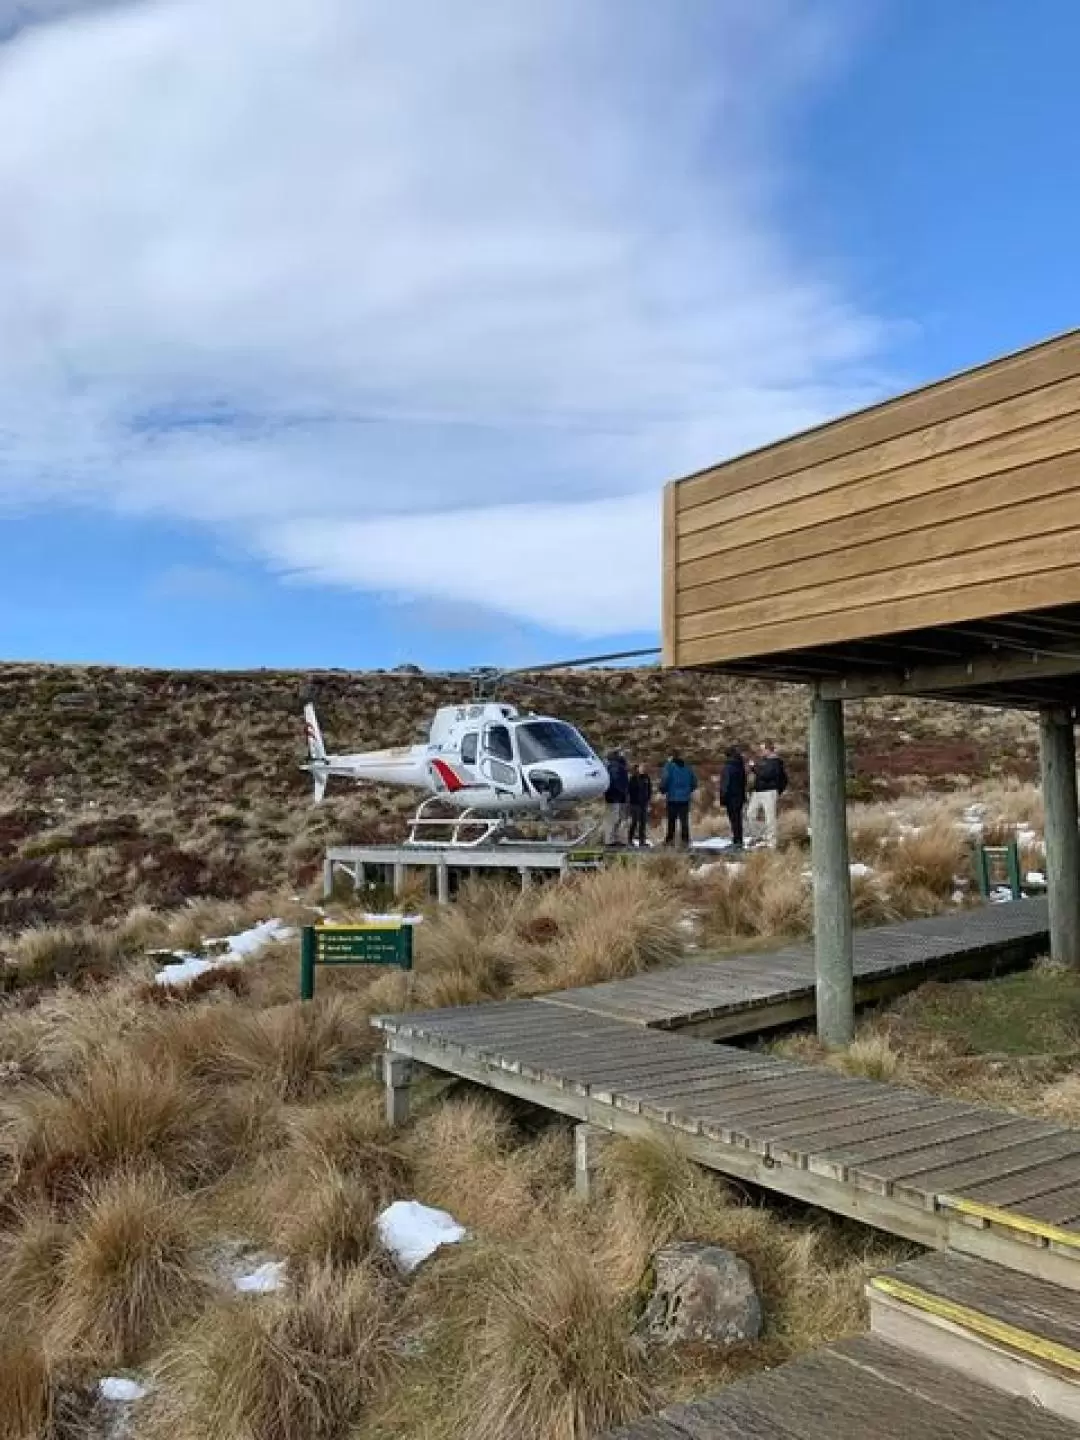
0 0 889 637
264 493 660 635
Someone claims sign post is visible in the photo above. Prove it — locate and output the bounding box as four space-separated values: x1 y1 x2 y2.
300 922 414 1000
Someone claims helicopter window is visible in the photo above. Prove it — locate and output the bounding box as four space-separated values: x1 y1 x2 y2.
461 732 479 766
516 721 592 765
484 725 514 762
489 759 517 788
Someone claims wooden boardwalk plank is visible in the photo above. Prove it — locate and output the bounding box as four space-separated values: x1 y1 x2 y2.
849 1120 1060 1191
1007 1183 1080 1227
878 1251 1080 1354
539 899 1048 1035
893 1132 1080 1209
805 1109 1020 1180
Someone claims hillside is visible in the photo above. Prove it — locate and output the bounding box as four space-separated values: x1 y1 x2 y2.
0 661 1037 929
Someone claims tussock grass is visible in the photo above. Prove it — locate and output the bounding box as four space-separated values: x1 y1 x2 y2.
0 1339 97 1440
147 995 373 1100
408 1097 570 1238
1 1052 250 1198
10 924 122 987
271 1165 380 1273
452 1239 653 1440
0 1199 68 1341
540 867 684 989
283 1091 408 1199
886 822 969 900
700 851 811 943
47 1167 209 1367
145 1262 399 1440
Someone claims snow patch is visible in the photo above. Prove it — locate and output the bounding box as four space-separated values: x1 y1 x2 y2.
377 1200 466 1273
690 862 727 880
849 863 874 879
1026 871 1047 888
154 918 293 988
98 1377 148 1403
691 836 734 852
234 1259 288 1294
360 913 423 925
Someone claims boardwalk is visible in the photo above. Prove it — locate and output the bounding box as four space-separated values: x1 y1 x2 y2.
543 898 1049 1037
373 994 1080 1267
373 900 1078 1438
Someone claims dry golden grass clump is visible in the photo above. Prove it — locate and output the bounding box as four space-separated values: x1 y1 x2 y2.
144 1261 400 1440
885 822 970 901
47 1167 210 1367
699 851 812 943
407 865 685 1008
450 1239 653 1440
1 1051 252 1200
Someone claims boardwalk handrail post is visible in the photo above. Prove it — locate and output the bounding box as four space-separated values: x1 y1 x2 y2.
1039 705 1080 969
809 689 854 1044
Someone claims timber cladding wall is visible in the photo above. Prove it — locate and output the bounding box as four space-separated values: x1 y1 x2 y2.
664 329 1080 668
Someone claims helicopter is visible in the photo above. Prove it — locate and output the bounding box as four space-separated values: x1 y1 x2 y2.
301 648 659 848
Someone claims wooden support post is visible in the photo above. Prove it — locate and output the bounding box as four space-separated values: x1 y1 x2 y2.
436 862 450 905
1039 707 1080 969
574 1122 610 1201
392 862 406 899
383 1052 414 1127
809 692 854 1045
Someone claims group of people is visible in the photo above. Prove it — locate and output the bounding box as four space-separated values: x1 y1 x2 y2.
602 742 788 850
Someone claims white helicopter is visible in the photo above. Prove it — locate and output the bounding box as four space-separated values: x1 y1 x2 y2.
300 650 657 848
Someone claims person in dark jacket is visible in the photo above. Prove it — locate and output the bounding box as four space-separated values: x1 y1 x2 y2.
747 740 788 849
603 749 630 845
626 764 652 847
719 745 747 850
659 753 698 847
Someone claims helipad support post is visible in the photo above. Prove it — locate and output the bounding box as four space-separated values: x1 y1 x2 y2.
1039 706 1080 969
809 691 854 1045
436 861 450 905
393 862 406 898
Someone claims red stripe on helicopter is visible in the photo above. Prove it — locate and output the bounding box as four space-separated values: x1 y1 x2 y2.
431 758 467 792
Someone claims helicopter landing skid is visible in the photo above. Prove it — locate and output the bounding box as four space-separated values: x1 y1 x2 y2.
402 801 601 852
404 800 508 849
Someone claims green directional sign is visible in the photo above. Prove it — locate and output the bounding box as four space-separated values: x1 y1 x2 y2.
300 922 413 999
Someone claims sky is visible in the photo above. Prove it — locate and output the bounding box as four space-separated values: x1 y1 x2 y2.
0 0 1078 670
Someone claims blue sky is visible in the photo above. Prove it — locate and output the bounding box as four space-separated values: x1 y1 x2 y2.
0 0 1077 670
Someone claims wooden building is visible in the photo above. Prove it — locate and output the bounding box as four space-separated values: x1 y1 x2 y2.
664 328 1080 709
662 328 1080 1040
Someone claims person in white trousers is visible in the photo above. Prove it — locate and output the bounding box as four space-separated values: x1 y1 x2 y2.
747 741 788 848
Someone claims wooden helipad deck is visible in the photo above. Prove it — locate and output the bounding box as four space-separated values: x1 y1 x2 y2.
542 899 1049 1038
374 991 1080 1278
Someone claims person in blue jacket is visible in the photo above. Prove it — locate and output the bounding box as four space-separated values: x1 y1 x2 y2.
659 752 698 847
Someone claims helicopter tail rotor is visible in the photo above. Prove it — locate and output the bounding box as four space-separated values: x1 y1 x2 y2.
302 702 331 802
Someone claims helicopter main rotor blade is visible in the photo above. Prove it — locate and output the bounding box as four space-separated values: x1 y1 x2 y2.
492 646 661 680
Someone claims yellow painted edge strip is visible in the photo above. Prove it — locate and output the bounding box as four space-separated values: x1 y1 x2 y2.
939 1194 1080 1251
870 1276 1080 1374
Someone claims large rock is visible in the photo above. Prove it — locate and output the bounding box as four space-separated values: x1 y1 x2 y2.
639 1242 762 1347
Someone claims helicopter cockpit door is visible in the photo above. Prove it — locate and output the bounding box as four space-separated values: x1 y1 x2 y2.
480 724 520 793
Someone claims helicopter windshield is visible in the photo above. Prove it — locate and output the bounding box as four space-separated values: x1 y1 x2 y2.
516 721 593 765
